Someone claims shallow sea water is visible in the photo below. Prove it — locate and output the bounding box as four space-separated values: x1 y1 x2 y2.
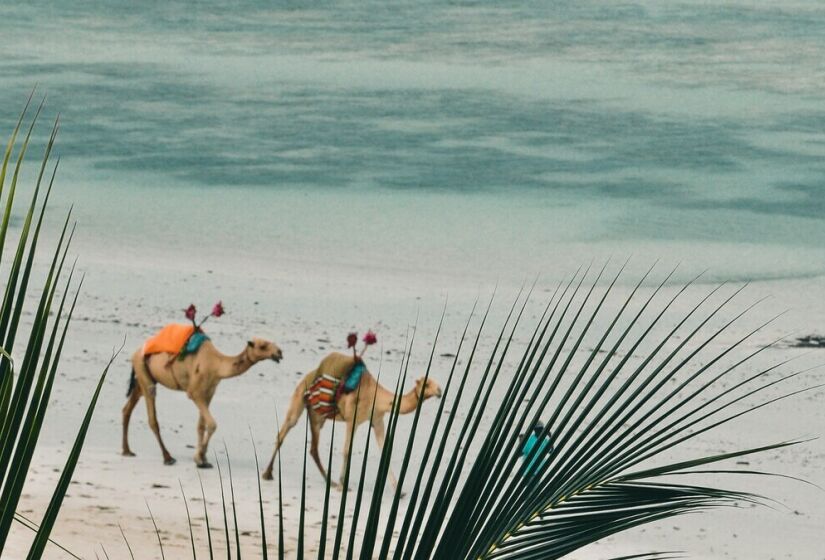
2 1 825 284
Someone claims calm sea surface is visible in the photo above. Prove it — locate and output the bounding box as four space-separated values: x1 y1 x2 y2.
3 7 825 559
2 1 825 282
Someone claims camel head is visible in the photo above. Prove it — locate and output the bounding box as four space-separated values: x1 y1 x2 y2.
246 338 283 363
414 376 443 400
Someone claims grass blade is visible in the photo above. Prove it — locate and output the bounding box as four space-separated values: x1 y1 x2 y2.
146 501 166 560
118 524 135 560
25 332 121 559
180 480 198 560
250 428 268 559
197 471 214 560
317 410 336 559
274 410 285 560
297 409 309 560
214 453 231 560
224 442 242 560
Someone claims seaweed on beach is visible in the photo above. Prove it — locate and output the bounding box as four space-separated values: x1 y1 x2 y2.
789 335 825 348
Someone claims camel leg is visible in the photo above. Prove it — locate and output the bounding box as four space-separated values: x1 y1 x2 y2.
309 416 337 487
261 416 292 481
144 386 176 465
196 414 206 459
338 418 356 490
372 418 400 492
193 399 216 468
263 393 307 481
121 386 142 456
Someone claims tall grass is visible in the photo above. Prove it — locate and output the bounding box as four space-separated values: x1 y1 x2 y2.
0 95 114 558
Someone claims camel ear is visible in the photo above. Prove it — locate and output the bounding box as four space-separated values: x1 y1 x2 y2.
247 340 254 348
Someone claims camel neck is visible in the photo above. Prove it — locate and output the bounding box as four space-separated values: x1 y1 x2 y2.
397 388 422 415
216 346 255 379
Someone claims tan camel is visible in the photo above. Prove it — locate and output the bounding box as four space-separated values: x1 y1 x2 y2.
121 336 283 467
261 352 442 489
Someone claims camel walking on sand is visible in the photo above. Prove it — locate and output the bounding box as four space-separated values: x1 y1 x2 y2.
122 336 283 467
262 352 442 489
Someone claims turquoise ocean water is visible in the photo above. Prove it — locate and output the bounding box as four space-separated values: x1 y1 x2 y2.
2 1 825 283
3 6 825 558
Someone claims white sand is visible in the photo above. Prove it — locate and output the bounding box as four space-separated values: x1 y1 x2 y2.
4 252 825 559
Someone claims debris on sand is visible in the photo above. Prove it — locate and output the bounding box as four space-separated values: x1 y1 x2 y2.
790 335 825 348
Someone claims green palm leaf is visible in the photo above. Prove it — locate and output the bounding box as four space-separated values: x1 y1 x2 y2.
387 266 813 560
0 95 115 560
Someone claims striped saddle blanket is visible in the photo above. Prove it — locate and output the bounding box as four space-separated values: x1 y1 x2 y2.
304 374 340 419
303 362 367 419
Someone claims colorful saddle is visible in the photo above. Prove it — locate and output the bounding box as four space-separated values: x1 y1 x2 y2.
143 323 210 358
304 374 340 418
304 360 368 419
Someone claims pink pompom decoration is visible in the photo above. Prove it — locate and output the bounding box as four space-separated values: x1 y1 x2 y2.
184 304 197 321
212 301 225 317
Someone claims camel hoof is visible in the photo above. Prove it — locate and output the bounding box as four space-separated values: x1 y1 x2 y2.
196 461 213 469
122 450 136 457
164 457 177 466
262 471 273 481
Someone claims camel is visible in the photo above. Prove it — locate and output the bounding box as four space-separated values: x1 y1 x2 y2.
121 336 283 467
261 352 442 489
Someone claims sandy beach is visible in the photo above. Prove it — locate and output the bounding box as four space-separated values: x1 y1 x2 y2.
2 249 823 559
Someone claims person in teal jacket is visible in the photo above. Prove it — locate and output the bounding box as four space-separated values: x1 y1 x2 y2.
521 421 553 476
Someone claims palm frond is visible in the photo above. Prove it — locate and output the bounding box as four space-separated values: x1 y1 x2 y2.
26 339 119 559
345 351 386 560
0 97 114 559
383 266 812 560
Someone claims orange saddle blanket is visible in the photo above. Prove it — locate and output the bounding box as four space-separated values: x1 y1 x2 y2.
143 324 196 356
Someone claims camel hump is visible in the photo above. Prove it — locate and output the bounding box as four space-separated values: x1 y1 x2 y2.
144 323 197 355
318 352 359 380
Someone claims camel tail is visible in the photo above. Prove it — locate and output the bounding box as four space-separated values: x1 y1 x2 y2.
126 367 136 397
